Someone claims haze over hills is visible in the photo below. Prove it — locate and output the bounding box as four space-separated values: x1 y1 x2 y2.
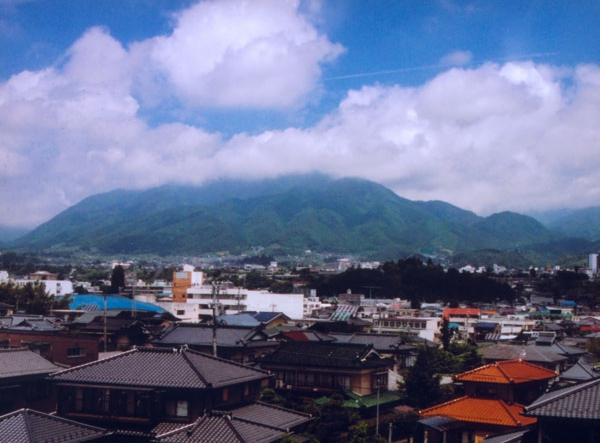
6 175 600 266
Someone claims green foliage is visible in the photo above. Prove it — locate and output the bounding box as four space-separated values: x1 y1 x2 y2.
0 281 70 315
310 258 515 304
403 347 443 409
11 176 579 264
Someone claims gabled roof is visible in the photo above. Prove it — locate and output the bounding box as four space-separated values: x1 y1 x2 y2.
50 346 270 389
154 323 268 347
479 344 568 365
420 397 536 427
0 347 63 379
260 341 393 369
218 314 260 327
523 377 600 420
281 330 336 342
155 409 297 443
559 359 600 382
251 312 290 323
231 402 312 430
455 359 557 384
0 408 108 443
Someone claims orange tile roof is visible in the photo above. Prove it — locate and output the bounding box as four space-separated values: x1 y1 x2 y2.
455 359 557 384
442 308 480 320
420 397 536 427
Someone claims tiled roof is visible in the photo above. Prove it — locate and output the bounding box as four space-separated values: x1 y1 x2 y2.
420 397 536 427
481 430 530 443
218 314 260 327
281 330 336 342
479 344 568 364
442 308 480 319
455 359 557 384
0 408 108 443
154 324 260 347
260 341 393 369
0 347 63 379
559 359 600 382
155 412 285 443
232 402 312 430
50 346 270 389
523 377 600 420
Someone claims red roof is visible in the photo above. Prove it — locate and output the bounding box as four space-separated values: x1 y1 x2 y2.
442 308 480 320
420 396 536 427
455 359 558 384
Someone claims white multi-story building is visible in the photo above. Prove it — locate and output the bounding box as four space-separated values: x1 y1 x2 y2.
158 282 304 322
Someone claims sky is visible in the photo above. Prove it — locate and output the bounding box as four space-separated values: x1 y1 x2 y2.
1 0 600 229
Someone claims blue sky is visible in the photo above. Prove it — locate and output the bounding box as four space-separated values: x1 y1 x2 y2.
1 0 599 229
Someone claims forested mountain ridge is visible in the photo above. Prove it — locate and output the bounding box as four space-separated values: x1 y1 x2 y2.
7 175 594 265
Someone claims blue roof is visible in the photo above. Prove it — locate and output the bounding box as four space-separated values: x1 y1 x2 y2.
66 294 166 313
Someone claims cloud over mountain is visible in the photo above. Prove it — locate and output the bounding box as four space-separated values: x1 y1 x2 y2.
0 0 599 229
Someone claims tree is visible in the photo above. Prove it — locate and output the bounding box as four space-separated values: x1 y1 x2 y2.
403 347 442 409
110 265 125 294
0 281 70 315
440 317 451 351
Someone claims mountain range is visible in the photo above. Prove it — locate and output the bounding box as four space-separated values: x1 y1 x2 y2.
6 175 600 266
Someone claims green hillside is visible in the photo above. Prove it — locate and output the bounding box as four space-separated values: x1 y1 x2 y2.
10 175 577 262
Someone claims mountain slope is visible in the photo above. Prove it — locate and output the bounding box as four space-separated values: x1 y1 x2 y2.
548 206 600 241
12 175 567 259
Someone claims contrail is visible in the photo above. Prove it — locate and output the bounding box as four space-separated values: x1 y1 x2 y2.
325 52 561 81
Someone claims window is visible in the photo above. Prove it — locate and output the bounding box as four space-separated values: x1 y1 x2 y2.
176 309 185 316
67 347 86 358
165 399 188 418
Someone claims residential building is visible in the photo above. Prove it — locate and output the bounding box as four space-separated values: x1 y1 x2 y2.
49 346 273 439
371 316 440 342
523 377 600 442
259 341 394 396
0 408 109 443
419 359 557 443
0 347 64 414
152 323 279 364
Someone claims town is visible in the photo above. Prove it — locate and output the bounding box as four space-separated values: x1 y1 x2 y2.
1 253 600 442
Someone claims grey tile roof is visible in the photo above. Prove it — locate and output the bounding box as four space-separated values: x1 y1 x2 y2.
0 408 108 443
0 347 63 379
481 430 530 443
50 346 270 389
260 341 394 369
560 359 600 382
232 402 312 431
155 413 285 443
523 377 600 420
479 344 568 364
154 324 260 347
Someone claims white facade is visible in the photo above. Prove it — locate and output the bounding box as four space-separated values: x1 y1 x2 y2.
159 284 304 321
12 279 74 296
372 316 440 342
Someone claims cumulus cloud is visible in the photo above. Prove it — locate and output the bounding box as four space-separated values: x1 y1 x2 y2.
131 0 344 109
1 0 600 229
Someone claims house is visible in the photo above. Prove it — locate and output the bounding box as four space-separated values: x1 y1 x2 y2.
523 377 600 442
479 344 569 373
0 347 64 414
49 346 273 439
454 359 557 405
0 326 99 367
327 332 418 371
0 408 109 443
152 323 279 364
259 341 394 396
155 402 312 443
418 360 557 443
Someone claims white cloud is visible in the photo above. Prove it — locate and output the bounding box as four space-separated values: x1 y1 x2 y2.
1 0 600 230
131 0 344 109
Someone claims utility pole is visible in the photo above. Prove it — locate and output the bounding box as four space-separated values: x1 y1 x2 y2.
103 293 108 353
212 282 219 357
